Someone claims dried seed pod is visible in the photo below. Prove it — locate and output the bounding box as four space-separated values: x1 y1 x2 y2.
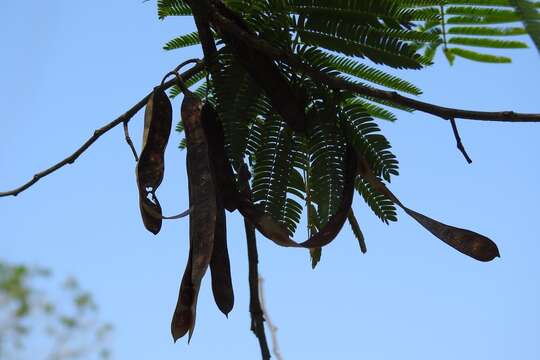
236 147 357 249
201 104 237 211
136 87 172 234
171 92 217 342
201 104 235 316
299 147 356 248
356 155 500 262
404 207 500 262
209 202 234 316
183 93 217 290
171 253 196 342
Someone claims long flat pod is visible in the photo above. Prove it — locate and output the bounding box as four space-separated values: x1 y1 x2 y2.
171 91 217 341
136 87 173 234
201 104 237 211
171 253 197 342
201 104 235 316
356 156 500 262
209 200 234 316
183 92 217 287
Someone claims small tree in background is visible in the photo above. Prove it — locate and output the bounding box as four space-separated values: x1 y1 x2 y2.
0 261 112 359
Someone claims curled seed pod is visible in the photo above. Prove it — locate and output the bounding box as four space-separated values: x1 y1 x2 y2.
236 147 357 249
136 87 172 234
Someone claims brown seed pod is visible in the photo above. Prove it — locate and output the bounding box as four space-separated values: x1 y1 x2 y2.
171 253 196 342
404 207 500 262
356 155 500 262
201 104 238 211
209 201 234 316
201 104 235 316
136 87 172 235
236 147 357 249
171 92 217 342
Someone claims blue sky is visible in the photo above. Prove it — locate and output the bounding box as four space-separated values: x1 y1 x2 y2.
1 1 539 359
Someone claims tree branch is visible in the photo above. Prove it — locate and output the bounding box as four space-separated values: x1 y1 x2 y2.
258 277 284 360
240 163 271 359
0 62 205 198
245 219 272 360
205 1 540 123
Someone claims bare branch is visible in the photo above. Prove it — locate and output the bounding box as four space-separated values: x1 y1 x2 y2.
240 162 271 360
245 219 271 360
258 277 284 360
0 61 205 198
450 118 473 164
206 1 540 123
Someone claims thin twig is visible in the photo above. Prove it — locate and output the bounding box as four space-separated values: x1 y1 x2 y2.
450 118 473 164
240 163 271 360
258 277 284 360
204 1 540 123
0 61 205 198
123 121 139 162
245 219 272 360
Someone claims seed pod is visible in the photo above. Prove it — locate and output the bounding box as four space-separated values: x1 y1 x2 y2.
136 87 172 235
236 147 357 249
209 201 234 316
201 104 237 211
356 155 500 262
403 207 500 262
171 253 196 342
171 92 217 342
201 104 235 316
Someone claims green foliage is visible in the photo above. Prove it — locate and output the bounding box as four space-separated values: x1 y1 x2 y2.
0 261 112 359
163 31 201 50
510 0 540 51
157 0 191 19
157 0 538 266
410 0 539 64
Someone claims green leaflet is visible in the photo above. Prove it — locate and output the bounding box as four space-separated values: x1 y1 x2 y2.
348 209 367 254
509 0 540 52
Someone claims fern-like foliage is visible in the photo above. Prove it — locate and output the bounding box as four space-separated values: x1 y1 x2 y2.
355 177 398 224
156 0 538 267
409 0 539 64
340 100 399 182
163 32 202 50
251 116 297 234
157 0 191 19
510 0 540 51
211 50 268 167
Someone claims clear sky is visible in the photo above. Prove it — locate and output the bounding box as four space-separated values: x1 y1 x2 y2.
1 1 539 359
